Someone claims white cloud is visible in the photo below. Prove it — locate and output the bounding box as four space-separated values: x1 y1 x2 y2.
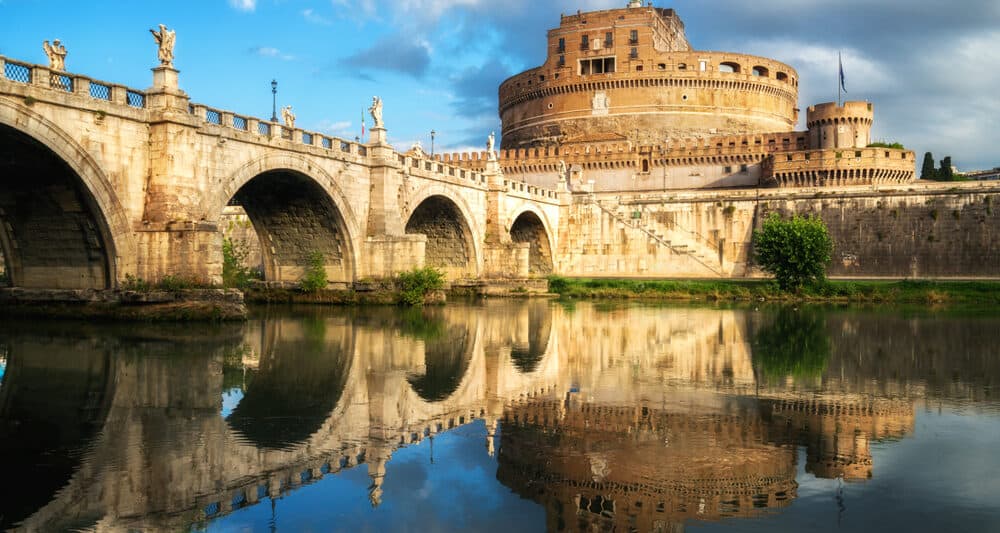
229 0 256 12
251 47 296 61
302 8 333 25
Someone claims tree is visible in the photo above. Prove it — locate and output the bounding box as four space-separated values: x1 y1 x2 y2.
921 152 937 180
753 212 833 291
939 156 954 181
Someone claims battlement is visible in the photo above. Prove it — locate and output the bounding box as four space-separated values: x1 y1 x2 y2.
807 101 874 126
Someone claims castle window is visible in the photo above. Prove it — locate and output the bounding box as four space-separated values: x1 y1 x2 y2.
557 38 565 53
658 63 666 70
630 47 639 59
752 66 769 77
786 154 793 161
558 55 565 67
724 166 733 174
740 164 749 173
641 159 650 173
581 35 589 50
699 60 707 71
677 63 687 70
629 30 639 44
605 32 614 47
856 151 862 158
776 71 789 82
636 65 643 72
719 62 740 73
579 57 616 75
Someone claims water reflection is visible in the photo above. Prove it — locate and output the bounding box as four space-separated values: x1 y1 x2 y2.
0 304 998 531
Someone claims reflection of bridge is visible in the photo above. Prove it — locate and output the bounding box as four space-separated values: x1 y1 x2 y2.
3 304 998 531
0 55 561 290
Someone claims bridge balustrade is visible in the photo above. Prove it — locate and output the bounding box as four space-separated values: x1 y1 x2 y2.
1 55 148 109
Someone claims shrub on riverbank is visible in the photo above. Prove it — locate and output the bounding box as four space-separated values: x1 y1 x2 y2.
754 213 833 291
398 267 445 306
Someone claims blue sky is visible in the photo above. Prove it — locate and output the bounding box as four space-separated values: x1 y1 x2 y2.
1 0 998 170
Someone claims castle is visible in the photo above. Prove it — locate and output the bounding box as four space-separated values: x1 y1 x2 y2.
439 2 915 192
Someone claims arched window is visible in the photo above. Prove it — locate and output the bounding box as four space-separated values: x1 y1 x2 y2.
641 159 650 173
752 66 769 77
776 71 789 82
719 62 741 73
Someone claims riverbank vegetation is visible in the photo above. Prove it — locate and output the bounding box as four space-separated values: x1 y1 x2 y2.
545 276 1000 305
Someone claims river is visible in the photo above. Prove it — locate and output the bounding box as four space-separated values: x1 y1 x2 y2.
1 302 998 532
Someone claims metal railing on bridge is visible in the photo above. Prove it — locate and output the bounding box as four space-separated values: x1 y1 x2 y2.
0 55 147 109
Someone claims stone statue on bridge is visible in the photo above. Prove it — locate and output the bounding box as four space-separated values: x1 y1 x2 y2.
149 24 176 67
487 131 497 161
369 96 384 129
42 40 67 71
281 105 296 128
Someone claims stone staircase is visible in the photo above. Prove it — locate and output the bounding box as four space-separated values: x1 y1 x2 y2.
591 198 725 277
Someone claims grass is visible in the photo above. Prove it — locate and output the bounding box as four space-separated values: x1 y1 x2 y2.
546 276 1000 305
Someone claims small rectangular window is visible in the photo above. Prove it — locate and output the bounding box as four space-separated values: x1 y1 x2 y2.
629 30 638 44
605 32 613 47
740 164 749 173
557 38 565 53
581 35 589 50
699 60 707 71
558 55 565 67
630 47 638 59
724 166 733 174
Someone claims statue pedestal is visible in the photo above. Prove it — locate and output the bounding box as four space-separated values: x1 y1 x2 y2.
151 66 180 91
369 127 388 145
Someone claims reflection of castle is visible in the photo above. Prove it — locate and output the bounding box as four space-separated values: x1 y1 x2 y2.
441 3 914 191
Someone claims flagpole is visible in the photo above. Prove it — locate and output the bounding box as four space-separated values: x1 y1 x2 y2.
838 51 842 107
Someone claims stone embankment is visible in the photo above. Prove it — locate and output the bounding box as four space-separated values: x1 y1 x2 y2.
0 288 247 321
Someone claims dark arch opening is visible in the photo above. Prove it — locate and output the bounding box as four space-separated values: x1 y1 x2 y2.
404 308 474 402
0 124 114 289
226 170 353 286
405 195 476 279
510 302 553 373
510 211 553 275
226 316 353 449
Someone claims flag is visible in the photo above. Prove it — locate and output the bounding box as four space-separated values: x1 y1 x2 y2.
839 52 848 94
361 109 366 138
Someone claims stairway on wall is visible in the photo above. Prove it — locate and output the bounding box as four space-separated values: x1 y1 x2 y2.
591 198 725 277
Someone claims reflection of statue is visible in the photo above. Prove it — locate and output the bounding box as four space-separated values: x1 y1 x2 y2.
369 96 383 129
42 39 67 71
149 24 176 67
281 105 296 128
487 131 497 161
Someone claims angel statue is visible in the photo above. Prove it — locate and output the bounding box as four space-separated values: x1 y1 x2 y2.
42 39 67 71
281 105 296 128
369 96 384 129
487 131 497 161
149 24 176 67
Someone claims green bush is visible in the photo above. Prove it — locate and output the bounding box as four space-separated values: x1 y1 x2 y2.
299 251 328 292
398 267 445 306
121 273 151 292
222 237 257 289
547 275 570 294
155 275 200 291
753 212 833 291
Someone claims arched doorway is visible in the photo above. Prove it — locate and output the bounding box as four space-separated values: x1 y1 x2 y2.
0 124 116 289
225 170 355 286
405 195 477 279
510 211 554 275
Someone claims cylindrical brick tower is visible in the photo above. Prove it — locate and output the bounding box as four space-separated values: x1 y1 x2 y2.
806 101 874 150
498 3 800 149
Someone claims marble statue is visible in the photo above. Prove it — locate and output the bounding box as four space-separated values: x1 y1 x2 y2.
149 24 176 67
281 105 296 128
369 96 383 129
558 160 567 178
42 40 67 71
487 131 496 161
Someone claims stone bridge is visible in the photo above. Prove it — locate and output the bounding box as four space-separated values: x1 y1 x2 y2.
0 55 563 289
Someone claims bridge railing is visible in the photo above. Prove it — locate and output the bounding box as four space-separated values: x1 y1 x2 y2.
0 55 147 109
504 178 560 201
187 100 370 158
399 153 489 187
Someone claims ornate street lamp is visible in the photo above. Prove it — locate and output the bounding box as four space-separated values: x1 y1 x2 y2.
270 79 278 122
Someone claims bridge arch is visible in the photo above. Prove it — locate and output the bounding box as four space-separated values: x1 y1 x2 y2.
507 204 555 275
210 154 363 285
0 100 134 289
405 186 483 279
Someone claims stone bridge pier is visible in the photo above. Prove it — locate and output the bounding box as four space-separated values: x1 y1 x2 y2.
0 54 564 290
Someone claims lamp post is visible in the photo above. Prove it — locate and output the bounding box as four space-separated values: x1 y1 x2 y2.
270 79 278 122
431 130 436 158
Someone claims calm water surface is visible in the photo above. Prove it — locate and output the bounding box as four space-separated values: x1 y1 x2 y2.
1 302 999 532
